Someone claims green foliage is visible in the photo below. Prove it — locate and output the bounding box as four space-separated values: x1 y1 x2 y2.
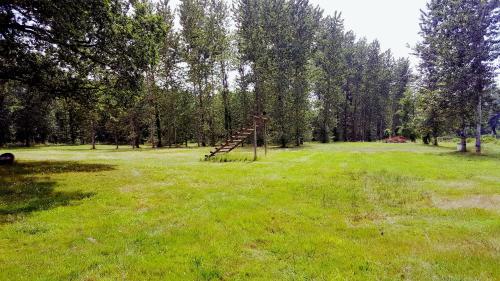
416 0 499 149
179 0 231 146
383 129 391 138
1 0 497 150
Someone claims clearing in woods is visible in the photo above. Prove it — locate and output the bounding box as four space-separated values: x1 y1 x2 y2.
0 142 499 280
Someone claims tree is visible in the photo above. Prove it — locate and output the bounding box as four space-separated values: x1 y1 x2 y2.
416 0 499 153
313 12 345 143
389 58 411 135
179 0 228 146
289 0 321 146
0 83 14 146
234 0 269 117
396 89 418 141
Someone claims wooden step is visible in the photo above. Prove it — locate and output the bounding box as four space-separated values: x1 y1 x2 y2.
206 115 268 158
233 131 252 136
231 135 249 140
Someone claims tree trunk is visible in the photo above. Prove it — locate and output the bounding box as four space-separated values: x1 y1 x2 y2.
475 94 481 154
352 101 358 141
91 132 96 150
253 119 257 161
366 109 372 142
173 125 177 147
221 61 232 138
91 119 96 150
423 133 430 145
25 134 31 147
68 100 77 145
197 81 205 147
343 91 349 141
155 106 163 148
460 126 467 153
432 129 438 146
460 135 467 152
150 122 155 149
209 118 216 147
134 134 140 149
295 127 300 147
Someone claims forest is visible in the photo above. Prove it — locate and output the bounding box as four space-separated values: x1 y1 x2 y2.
1 0 499 152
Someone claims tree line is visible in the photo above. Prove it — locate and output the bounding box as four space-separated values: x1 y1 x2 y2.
0 0 498 151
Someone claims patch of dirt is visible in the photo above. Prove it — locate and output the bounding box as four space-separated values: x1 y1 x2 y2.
434 195 500 210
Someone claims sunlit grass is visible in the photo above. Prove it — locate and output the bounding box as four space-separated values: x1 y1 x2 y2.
0 142 498 280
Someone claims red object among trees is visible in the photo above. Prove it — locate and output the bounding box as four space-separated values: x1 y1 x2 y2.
384 136 407 143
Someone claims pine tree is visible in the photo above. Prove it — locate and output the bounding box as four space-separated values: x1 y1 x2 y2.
313 12 345 143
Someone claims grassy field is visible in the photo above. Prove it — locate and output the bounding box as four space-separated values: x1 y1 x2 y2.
0 142 499 280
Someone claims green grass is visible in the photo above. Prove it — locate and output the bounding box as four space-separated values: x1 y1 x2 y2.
0 142 499 280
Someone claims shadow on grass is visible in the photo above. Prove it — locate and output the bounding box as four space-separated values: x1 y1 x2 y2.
433 150 500 161
0 161 115 224
46 144 200 152
413 143 499 160
269 144 311 151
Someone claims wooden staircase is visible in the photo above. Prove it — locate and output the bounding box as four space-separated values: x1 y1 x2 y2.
205 115 268 160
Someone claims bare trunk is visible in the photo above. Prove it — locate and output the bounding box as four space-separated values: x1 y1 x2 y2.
321 114 329 143
253 119 257 161
343 91 349 141
134 137 140 149
460 135 467 152
432 129 438 146
25 135 31 147
167 126 172 148
352 101 358 141
155 106 162 148
197 81 205 147
221 61 232 138
475 94 481 154
91 132 96 150
67 99 77 145
422 134 430 145
150 122 155 149
295 127 300 146
91 119 96 150
366 109 372 142
173 126 177 147
460 123 467 153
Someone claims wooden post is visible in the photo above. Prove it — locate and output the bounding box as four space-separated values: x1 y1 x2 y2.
253 118 257 161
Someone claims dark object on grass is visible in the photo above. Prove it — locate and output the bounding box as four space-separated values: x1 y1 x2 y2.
0 153 15 165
